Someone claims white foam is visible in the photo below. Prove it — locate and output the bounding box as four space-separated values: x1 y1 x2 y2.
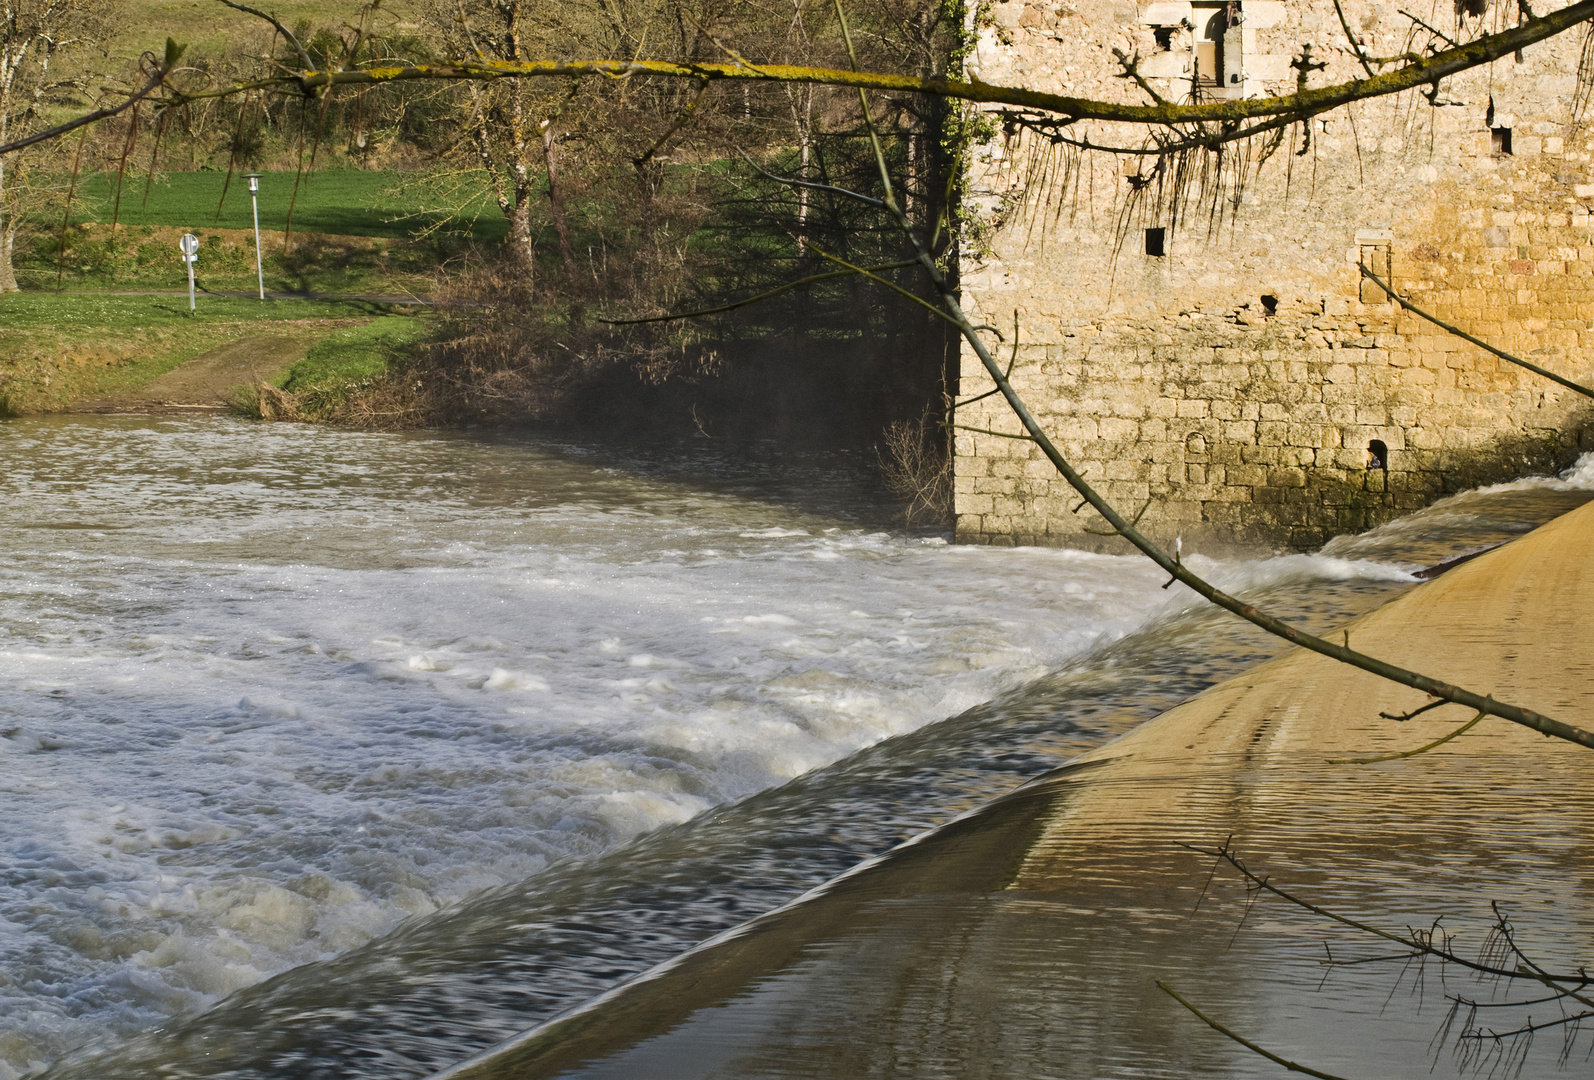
1558 448 1594 488
1461 447 1594 495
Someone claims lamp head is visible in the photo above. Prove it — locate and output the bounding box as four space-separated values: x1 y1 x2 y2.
243 173 261 193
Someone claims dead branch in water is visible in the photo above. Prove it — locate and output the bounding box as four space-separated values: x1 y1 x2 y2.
1179 842 1594 1076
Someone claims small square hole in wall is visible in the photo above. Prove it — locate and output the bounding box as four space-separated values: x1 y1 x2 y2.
1260 294 1278 316
1492 126 1513 155
1145 227 1166 256
1367 439 1388 470
1153 26 1176 50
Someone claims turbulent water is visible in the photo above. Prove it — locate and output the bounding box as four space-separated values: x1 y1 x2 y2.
2 415 1589 1079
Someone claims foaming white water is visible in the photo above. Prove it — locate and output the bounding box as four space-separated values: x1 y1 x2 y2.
1318 449 1594 565
0 417 1413 1077
1470 447 1594 494
1554 447 1594 488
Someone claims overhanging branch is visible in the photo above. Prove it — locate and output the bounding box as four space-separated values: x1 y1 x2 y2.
9 0 1594 157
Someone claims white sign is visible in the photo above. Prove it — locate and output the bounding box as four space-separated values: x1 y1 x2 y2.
179 233 199 259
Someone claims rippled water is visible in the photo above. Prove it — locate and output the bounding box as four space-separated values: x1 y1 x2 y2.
3 415 1589 1079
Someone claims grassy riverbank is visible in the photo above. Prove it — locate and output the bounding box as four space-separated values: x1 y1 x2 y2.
233 314 435 423
0 292 428 416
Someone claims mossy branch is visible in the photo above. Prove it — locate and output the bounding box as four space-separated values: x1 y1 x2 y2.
1156 981 1354 1080
273 1 1594 125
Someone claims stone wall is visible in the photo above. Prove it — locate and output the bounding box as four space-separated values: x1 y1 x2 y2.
954 0 1594 550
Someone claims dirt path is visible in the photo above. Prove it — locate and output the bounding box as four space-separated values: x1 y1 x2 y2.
69 335 311 415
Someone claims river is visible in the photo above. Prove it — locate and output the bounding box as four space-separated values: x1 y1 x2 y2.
2 414 1590 1079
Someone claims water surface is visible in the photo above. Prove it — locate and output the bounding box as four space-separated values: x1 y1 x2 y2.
3 415 1589 1079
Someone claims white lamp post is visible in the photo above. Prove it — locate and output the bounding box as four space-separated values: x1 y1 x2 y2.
179 233 199 310
243 173 265 300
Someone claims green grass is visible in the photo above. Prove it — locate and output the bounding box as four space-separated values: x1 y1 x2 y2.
0 292 398 331
20 170 505 295
0 292 425 415
59 170 506 242
279 314 431 392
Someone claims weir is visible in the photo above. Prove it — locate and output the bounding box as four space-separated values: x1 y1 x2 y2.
954 0 1594 550
425 464 1594 1080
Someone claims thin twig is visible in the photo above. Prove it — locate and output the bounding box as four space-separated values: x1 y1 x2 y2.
634 78 711 169
599 260 917 324
1379 697 1447 722
948 423 1035 441
1399 9 1460 48
1156 982 1355 1079
737 148 887 207
1326 709 1485 764
0 69 164 157
1185 844 1594 987
1083 495 1152 536
808 245 950 324
217 0 315 70
55 125 89 290
1334 0 1380 76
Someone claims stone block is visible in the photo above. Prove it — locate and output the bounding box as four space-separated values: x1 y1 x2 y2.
1099 417 1138 441
1258 420 1289 444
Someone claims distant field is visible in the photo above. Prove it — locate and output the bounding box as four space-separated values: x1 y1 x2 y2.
21 169 508 294
118 0 421 65
62 170 506 242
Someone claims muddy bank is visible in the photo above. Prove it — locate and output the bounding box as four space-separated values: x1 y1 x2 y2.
68 334 311 415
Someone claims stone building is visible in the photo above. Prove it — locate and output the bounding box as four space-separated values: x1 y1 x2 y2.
953 0 1594 550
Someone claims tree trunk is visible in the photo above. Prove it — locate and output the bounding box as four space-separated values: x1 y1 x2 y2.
0 158 18 293
469 104 537 282
506 187 537 278
540 122 578 281
0 220 18 292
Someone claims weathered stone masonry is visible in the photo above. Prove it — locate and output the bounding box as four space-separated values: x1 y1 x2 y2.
954 0 1594 550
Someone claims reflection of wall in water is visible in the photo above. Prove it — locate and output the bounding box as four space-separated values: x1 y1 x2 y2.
958 0 1594 550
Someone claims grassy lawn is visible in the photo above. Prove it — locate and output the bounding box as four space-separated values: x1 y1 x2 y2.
0 292 428 415
58 169 504 241
19 170 506 295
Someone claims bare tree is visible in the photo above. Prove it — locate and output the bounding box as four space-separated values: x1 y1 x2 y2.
0 0 112 290
429 0 593 277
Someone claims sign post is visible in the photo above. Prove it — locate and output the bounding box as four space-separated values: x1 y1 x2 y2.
179 233 198 311
243 173 264 300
